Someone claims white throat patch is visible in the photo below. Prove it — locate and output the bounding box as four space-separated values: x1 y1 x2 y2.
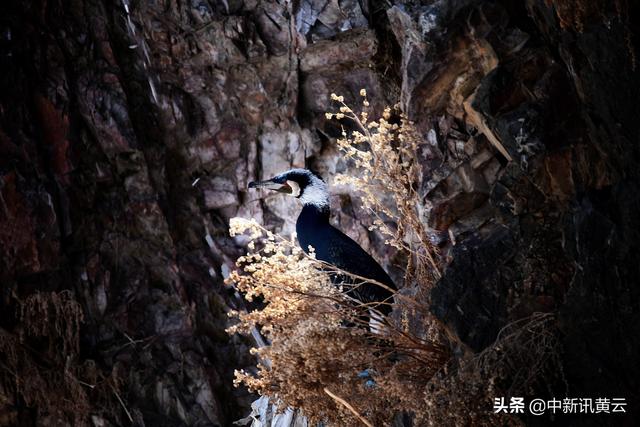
287 180 301 197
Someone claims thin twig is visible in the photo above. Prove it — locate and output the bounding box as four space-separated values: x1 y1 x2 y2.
111 384 133 423
323 387 373 427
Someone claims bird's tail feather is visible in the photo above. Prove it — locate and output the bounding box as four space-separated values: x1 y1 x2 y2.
368 308 388 335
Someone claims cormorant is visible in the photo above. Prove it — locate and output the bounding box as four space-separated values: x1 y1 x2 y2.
248 168 396 326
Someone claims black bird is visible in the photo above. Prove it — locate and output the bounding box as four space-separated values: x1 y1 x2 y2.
248 168 396 326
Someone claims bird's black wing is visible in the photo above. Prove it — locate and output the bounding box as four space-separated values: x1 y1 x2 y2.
315 225 396 312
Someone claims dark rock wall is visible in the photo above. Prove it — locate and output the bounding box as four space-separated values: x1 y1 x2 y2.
0 0 638 425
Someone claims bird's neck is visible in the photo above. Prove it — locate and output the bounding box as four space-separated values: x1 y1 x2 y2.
296 204 330 252
298 203 330 224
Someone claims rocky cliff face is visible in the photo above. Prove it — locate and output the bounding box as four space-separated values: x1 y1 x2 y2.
0 0 638 425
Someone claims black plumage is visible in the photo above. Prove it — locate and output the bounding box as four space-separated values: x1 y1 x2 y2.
296 203 395 314
249 168 396 316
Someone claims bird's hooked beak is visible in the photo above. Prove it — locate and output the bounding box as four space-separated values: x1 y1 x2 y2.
248 178 293 194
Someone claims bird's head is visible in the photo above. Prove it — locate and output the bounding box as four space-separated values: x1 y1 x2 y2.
248 168 329 208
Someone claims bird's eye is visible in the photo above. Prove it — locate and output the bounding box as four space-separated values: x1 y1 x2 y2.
286 180 301 197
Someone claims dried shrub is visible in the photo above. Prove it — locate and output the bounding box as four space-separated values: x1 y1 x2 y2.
0 291 91 424
330 90 440 286
18 290 84 359
229 95 563 426
227 219 449 425
0 290 132 425
421 312 562 426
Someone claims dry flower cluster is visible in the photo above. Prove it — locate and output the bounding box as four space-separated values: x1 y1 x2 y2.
228 94 562 426
330 91 440 287
226 218 449 425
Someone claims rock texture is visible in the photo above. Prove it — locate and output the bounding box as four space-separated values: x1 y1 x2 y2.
0 0 638 425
